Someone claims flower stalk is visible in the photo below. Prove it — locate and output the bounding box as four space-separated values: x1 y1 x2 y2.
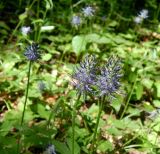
72 94 81 154
21 61 32 125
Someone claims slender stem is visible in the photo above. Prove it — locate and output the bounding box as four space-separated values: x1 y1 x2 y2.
91 97 103 154
17 61 32 154
72 94 81 154
21 61 32 125
120 74 137 119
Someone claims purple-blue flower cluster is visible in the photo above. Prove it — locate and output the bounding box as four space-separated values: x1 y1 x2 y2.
72 55 122 98
24 43 40 61
96 56 122 98
71 15 81 26
72 55 97 96
82 6 95 17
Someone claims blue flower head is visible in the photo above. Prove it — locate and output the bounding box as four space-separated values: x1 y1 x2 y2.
24 43 40 61
71 15 81 26
72 55 123 99
96 56 122 98
82 6 95 17
45 144 56 154
72 55 97 96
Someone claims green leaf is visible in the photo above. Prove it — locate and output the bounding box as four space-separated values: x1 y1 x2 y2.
66 138 80 154
135 82 143 100
153 100 160 108
97 140 114 152
142 78 153 89
19 12 27 20
86 33 100 43
52 140 71 154
107 127 122 136
42 53 52 61
86 33 111 44
0 21 10 30
154 81 160 98
36 104 50 119
72 35 87 55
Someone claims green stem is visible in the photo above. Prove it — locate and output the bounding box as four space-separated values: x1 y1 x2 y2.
72 94 81 154
120 74 137 119
21 61 32 125
91 97 103 154
17 61 32 153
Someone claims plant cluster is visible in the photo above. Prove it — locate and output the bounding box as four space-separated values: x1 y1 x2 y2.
0 0 160 154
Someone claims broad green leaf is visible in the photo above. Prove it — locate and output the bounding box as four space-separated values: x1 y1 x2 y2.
66 138 80 154
86 33 100 43
52 140 71 154
72 35 87 55
86 33 111 44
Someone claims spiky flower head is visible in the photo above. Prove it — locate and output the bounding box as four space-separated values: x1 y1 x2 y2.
44 144 56 154
21 26 31 36
71 15 81 26
96 56 122 98
72 55 97 96
138 9 148 19
72 55 123 99
82 6 95 17
24 43 40 61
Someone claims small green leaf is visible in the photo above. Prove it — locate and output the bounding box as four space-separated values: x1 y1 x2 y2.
19 12 27 20
97 140 114 152
135 82 143 100
154 81 160 98
42 53 52 61
153 100 160 108
36 104 50 119
142 78 153 89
